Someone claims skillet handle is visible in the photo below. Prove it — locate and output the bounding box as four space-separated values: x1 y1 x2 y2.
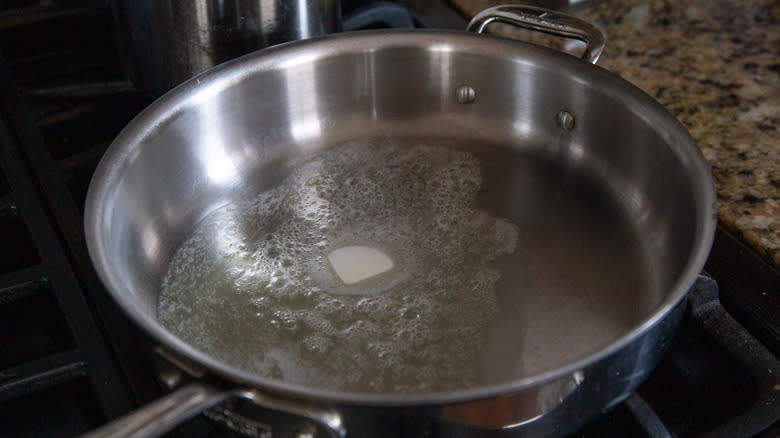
80 382 347 438
466 5 605 64
80 383 232 438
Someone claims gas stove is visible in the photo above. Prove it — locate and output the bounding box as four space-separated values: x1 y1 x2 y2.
0 1 777 437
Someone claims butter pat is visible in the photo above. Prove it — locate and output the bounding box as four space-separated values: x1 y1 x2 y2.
327 245 394 285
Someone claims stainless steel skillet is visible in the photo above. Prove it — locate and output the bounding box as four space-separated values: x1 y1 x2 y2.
82 5 716 437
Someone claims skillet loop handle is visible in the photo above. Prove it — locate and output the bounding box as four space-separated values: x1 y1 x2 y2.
466 5 605 64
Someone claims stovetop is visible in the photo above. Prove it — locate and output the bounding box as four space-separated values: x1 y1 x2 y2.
0 1 778 437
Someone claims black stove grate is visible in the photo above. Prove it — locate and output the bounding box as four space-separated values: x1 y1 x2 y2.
0 1 778 437
0 95 133 435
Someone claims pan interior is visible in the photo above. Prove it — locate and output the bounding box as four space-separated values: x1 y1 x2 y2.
156 134 659 394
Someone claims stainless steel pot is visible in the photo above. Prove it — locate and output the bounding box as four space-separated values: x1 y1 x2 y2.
112 0 417 96
83 5 716 438
112 0 342 96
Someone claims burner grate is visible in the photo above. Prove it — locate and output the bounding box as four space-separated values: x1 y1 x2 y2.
0 376 104 437
0 110 136 435
0 276 75 370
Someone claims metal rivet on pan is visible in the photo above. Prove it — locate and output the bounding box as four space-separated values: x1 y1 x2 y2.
294 425 317 438
556 110 576 131
455 85 476 104
157 366 182 389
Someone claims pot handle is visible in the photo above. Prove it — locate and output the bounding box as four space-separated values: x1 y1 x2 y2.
80 382 346 438
466 5 605 64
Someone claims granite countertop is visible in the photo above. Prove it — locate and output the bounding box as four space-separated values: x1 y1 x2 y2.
449 0 780 268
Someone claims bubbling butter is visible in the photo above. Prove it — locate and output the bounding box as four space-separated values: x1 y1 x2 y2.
158 138 518 393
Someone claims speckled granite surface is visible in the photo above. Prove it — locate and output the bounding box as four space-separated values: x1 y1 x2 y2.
450 0 780 268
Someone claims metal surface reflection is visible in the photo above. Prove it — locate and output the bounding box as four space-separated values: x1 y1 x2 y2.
196 101 239 185
441 371 585 429
285 63 323 143
430 45 454 109
141 224 161 262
